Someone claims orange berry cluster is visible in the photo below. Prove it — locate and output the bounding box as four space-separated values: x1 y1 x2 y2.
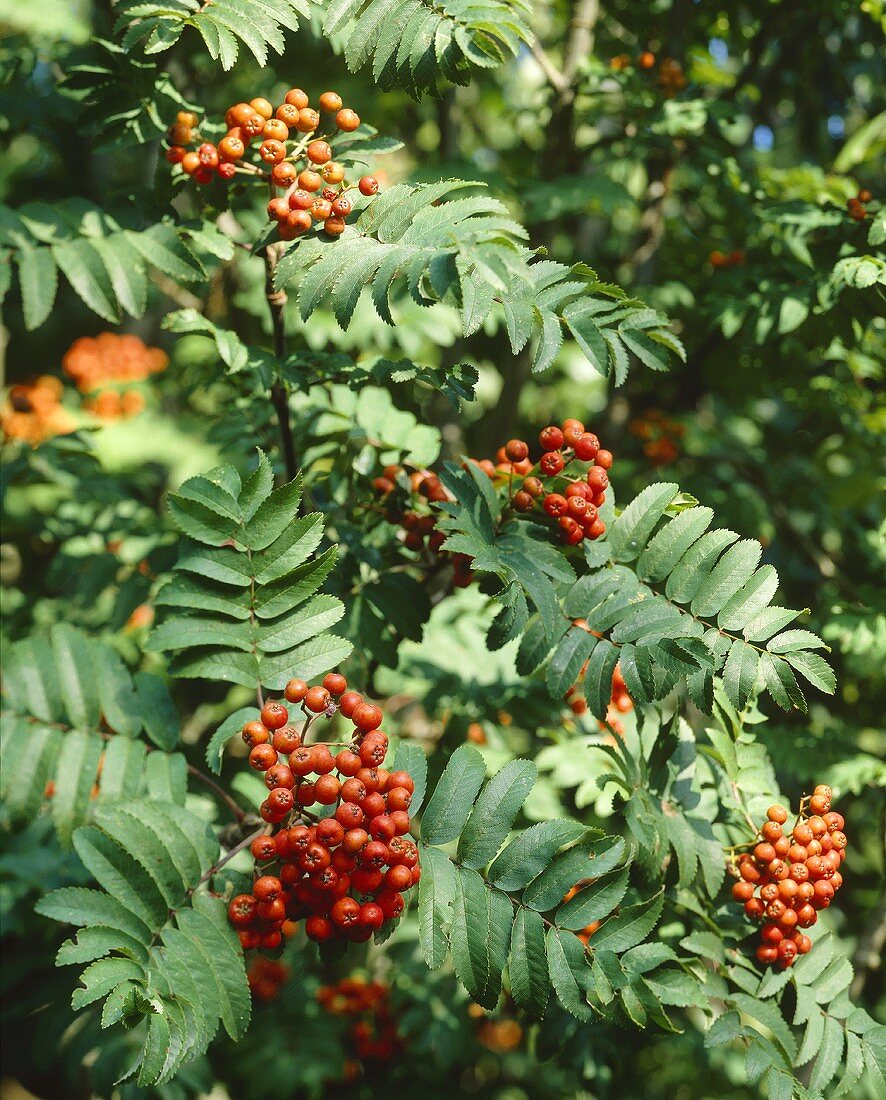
247 956 291 1002
628 408 684 467
730 787 847 969
508 419 614 545
373 466 474 588
318 976 401 1061
227 672 420 949
2 376 75 444
165 91 379 241
475 1013 524 1052
709 249 745 269
658 57 687 95
847 188 874 221
82 389 146 421
62 333 168 392
610 50 657 71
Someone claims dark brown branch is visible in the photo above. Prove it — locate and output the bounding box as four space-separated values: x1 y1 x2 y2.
263 240 298 482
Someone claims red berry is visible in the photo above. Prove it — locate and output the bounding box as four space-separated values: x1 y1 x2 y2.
358 176 379 195
267 787 294 814
336 108 360 132
323 672 348 695
587 466 609 492
228 894 257 926
265 764 295 790
573 433 599 461
303 685 330 713
251 835 277 861
331 896 361 927
335 749 362 776
261 701 288 730
353 702 383 732
539 451 565 476
543 493 568 517
242 720 270 747
284 679 308 702
305 915 334 941
596 449 613 469
249 744 278 771
272 725 301 754
376 889 404 919
314 774 342 805
360 902 384 929
253 875 282 902
539 426 564 451
339 691 363 718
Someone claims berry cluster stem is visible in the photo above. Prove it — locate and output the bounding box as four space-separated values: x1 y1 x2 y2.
263 239 298 482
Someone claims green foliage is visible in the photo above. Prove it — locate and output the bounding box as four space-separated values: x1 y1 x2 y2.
435 470 833 716
36 800 249 1086
150 454 351 689
275 181 683 379
2 1 884 1098
0 200 207 327
1 625 181 844
114 0 313 69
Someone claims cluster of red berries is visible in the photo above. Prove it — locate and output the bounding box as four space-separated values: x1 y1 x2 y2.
507 420 614 545
730 787 848 969
318 977 401 1061
165 92 379 241
247 956 290 1002
372 465 474 587
847 188 873 221
226 672 420 949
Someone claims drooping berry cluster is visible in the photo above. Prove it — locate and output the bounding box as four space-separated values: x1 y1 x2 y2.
847 188 874 221
372 465 473 587
318 976 401 1061
247 956 291 1002
227 672 420 949
509 420 614 545
165 92 379 241
2 376 75 444
730 787 848 969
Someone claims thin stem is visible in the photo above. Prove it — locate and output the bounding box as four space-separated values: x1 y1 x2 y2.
263 238 298 482
197 826 266 887
187 764 246 823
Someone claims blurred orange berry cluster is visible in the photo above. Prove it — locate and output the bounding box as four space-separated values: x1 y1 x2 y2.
247 956 291 1002
60 332 167 422
62 333 168 392
1 376 75 444
563 880 602 944
658 57 687 94
629 408 685 466
82 389 146 421
472 1010 524 1052
601 663 634 736
709 249 745 269
318 976 401 1062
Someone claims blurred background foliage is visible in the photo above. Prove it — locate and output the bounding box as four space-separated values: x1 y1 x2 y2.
1 0 884 1097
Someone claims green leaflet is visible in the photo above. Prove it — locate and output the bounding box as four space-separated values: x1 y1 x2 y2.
150 455 350 690
37 803 248 1085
